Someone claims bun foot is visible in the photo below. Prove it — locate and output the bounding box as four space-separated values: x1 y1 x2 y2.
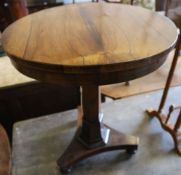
126 148 136 155
60 166 72 174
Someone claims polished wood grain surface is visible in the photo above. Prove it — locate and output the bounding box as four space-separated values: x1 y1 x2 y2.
2 3 178 67
2 3 178 85
2 3 178 172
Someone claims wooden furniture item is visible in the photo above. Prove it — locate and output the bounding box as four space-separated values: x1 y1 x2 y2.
146 0 181 155
2 3 178 172
0 124 11 175
146 33 181 155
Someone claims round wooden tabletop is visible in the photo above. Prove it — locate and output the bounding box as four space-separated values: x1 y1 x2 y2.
2 3 178 85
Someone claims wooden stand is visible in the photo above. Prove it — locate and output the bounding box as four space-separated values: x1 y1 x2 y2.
2 3 178 173
146 33 181 155
58 85 139 173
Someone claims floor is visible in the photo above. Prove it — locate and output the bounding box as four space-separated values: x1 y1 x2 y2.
12 86 181 175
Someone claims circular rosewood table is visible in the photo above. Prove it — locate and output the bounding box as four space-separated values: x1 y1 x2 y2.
2 3 178 172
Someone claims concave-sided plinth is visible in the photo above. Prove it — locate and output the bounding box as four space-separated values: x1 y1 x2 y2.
58 125 138 173
57 85 139 172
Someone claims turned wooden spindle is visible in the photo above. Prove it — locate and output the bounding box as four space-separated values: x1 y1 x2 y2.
174 110 181 132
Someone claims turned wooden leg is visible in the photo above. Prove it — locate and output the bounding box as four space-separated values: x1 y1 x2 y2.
57 84 139 172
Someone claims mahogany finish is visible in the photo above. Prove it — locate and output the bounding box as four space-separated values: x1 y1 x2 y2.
2 3 178 172
2 3 178 86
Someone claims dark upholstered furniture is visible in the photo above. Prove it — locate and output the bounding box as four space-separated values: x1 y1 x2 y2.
0 82 80 139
